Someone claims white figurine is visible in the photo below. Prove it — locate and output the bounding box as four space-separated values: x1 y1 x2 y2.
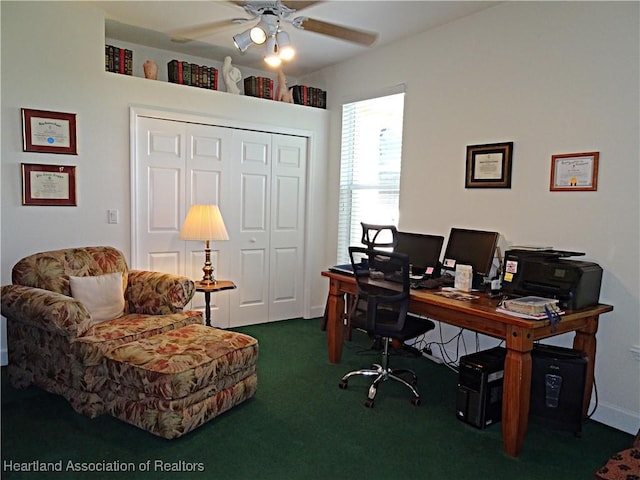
222 56 242 95
276 69 294 103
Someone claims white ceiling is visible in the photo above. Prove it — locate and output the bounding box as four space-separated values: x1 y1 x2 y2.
94 1 500 78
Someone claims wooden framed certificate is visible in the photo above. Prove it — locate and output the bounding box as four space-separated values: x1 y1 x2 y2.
465 142 513 188
21 163 77 206
22 108 77 155
550 152 599 191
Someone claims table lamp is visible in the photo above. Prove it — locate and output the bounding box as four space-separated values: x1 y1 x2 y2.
179 204 229 285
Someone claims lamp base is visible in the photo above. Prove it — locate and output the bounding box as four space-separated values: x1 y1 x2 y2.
201 240 217 285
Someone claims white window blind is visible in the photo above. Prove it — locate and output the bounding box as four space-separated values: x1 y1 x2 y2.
337 92 405 264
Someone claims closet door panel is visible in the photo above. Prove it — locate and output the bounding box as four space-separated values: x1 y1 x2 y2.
229 130 271 325
186 124 234 327
269 135 307 321
135 117 187 274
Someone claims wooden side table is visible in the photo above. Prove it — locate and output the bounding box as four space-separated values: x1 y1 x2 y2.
195 280 236 327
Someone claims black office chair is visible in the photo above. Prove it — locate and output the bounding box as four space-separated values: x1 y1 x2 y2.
360 222 398 250
321 223 398 334
338 246 435 407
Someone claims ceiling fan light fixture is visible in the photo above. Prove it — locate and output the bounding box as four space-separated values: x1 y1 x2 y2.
264 35 282 67
276 30 295 61
233 28 253 52
249 25 267 45
250 13 278 45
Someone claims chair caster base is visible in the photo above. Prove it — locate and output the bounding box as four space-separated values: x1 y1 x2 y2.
338 380 348 389
364 398 374 408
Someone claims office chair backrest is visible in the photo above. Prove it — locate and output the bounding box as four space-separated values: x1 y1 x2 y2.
360 223 398 249
348 246 410 334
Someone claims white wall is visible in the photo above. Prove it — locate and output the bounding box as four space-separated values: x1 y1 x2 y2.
302 2 639 434
0 2 329 359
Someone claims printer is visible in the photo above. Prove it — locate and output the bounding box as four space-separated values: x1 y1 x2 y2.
502 249 603 310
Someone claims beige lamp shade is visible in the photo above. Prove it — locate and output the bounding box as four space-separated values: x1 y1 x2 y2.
179 205 229 241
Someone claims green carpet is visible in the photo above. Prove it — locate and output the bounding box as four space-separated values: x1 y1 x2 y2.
1 318 632 480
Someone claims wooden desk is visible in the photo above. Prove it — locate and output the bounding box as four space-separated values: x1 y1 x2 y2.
195 280 236 327
321 270 613 457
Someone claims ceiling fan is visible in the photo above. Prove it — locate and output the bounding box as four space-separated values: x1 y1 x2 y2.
170 1 378 48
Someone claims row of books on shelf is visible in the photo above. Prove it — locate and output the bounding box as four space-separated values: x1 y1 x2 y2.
244 76 274 100
290 85 327 109
167 60 219 90
105 45 133 75
105 55 326 109
243 77 327 108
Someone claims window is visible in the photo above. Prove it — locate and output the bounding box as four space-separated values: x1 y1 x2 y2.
337 91 405 263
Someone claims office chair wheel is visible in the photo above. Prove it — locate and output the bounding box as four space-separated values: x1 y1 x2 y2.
364 398 374 408
338 380 348 389
411 397 421 406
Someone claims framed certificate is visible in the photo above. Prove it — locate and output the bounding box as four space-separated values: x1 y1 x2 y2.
21 163 77 206
22 108 77 155
550 152 599 191
465 142 513 188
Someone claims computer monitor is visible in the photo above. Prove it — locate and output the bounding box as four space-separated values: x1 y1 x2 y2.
394 231 445 276
441 228 500 282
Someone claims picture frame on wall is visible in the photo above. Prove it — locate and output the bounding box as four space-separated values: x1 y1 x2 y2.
21 163 77 206
465 141 514 188
22 108 77 155
550 152 599 191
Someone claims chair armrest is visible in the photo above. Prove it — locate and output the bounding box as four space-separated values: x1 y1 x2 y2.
126 270 195 314
1 284 93 337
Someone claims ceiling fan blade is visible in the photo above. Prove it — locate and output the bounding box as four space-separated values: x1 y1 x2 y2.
285 1 324 11
295 17 377 46
169 19 240 43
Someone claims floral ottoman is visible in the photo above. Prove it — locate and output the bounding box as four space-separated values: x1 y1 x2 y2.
99 323 258 439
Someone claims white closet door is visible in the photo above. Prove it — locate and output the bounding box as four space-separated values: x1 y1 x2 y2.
134 113 307 329
227 131 307 327
184 123 234 327
268 134 307 321
228 130 272 326
134 116 187 274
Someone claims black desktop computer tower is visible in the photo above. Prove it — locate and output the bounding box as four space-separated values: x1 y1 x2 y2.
456 344 587 433
530 344 587 435
456 347 506 429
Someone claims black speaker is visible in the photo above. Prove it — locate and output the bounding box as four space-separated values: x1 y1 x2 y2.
530 344 587 435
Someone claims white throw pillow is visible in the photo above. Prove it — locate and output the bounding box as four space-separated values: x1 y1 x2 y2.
69 272 125 323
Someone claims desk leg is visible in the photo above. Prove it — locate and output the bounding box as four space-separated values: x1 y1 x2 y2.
203 291 212 327
326 280 345 364
573 315 599 418
502 325 534 457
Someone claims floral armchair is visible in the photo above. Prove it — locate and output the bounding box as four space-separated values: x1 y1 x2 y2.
1 246 203 417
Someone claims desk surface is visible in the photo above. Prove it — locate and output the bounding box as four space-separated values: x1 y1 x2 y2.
322 270 613 457
322 270 612 340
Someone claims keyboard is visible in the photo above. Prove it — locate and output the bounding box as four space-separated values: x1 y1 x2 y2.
411 275 455 290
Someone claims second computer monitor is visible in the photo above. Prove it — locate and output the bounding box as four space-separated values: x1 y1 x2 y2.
395 231 445 276
441 228 500 280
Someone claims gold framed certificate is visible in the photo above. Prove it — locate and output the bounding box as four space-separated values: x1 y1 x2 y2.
550 152 599 191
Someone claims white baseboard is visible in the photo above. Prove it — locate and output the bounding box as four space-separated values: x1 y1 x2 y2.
1 348 7 367
307 305 326 320
590 401 640 435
